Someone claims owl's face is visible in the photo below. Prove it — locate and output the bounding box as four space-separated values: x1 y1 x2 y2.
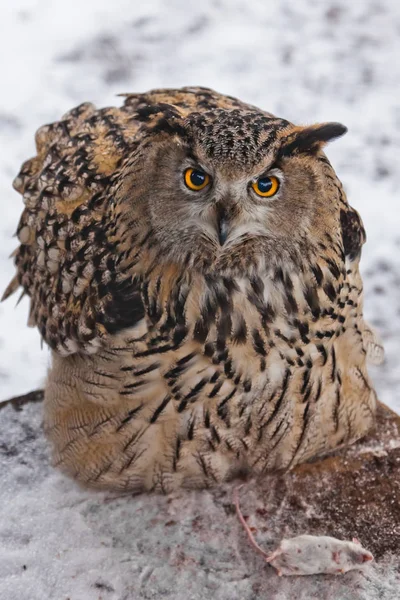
119 109 347 276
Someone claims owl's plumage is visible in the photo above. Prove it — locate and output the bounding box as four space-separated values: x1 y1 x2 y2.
4 86 383 492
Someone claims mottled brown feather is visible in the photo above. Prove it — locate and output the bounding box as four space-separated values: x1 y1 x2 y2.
4 86 382 492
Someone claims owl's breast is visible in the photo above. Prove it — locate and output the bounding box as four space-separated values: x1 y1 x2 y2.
44 263 377 492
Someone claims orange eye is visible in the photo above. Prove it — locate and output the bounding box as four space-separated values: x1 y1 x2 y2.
184 168 210 191
251 175 280 198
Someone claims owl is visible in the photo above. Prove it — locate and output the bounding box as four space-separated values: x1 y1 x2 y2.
3 86 383 493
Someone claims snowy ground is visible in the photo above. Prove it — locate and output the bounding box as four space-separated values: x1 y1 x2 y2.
2 400 400 600
0 0 400 598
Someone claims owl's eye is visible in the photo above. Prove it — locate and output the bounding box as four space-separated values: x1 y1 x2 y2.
184 168 210 191
251 175 280 198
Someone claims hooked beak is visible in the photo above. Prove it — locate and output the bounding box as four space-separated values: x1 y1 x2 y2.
216 204 229 246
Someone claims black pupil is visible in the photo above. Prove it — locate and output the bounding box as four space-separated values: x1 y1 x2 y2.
257 177 272 193
190 170 206 187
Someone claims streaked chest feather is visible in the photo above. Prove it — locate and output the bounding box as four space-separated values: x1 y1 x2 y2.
46 259 377 491
89 262 366 431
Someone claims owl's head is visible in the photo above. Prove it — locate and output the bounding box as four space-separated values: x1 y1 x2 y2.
116 102 347 276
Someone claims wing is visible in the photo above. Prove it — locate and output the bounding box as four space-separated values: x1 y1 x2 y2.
339 203 385 364
3 101 146 355
4 87 270 355
340 205 366 261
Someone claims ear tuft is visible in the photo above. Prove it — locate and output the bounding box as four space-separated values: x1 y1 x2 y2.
280 122 347 157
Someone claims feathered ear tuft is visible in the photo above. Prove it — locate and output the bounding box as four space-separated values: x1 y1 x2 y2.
279 122 347 157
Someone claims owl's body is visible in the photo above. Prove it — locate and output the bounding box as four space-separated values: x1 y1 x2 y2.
5 87 382 492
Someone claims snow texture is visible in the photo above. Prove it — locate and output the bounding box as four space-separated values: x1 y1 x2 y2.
2 400 400 600
0 0 399 598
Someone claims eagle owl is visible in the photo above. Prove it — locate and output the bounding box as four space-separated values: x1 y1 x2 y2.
4 87 383 493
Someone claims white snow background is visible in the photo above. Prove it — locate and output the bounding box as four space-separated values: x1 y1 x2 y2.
0 1 399 599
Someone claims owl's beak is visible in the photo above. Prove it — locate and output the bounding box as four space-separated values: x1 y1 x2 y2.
218 218 229 245
216 204 229 246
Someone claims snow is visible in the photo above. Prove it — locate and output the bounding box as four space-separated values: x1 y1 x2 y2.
0 1 399 598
